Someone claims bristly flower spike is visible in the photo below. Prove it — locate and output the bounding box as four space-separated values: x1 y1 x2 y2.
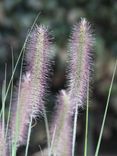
25 25 51 116
10 25 51 146
67 18 94 156
0 121 8 156
68 18 94 109
50 90 72 156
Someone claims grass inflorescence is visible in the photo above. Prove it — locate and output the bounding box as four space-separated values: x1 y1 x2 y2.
0 16 116 156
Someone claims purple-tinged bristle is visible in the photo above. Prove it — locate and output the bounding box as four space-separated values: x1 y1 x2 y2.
10 25 51 146
67 18 94 110
25 25 51 99
50 90 72 156
0 121 7 156
10 72 32 146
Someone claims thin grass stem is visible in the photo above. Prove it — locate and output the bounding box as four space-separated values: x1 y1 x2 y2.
2 13 40 110
95 59 117 156
84 79 89 156
1 64 7 136
25 115 33 156
72 104 78 156
5 49 14 138
49 125 56 156
43 107 50 153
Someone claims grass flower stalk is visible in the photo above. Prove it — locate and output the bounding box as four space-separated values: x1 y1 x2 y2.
67 18 94 155
50 90 72 156
10 25 51 151
0 121 7 156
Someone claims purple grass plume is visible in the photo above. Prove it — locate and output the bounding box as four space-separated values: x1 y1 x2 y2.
50 90 72 156
1 18 94 155
48 18 94 156
10 25 51 147
0 122 7 156
68 18 94 109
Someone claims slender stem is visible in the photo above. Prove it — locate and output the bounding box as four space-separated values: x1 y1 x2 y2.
2 64 7 136
5 49 14 138
2 13 40 108
72 104 78 156
10 14 40 156
43 107 50 153
49 125 56 156
84 80 89 156
95 59 117 156
12 48 24 156
25 115 33 156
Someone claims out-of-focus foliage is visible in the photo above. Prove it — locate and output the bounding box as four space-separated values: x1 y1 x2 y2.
0 0 117 155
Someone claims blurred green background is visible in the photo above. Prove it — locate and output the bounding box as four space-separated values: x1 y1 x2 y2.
0 0 117 155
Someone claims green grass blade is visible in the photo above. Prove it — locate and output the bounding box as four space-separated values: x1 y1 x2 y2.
11 14 40 156
1 64 7 135
5 49 14 138
84 80 89 156
12 48 24 156
95 59 117 156
2 13 40 110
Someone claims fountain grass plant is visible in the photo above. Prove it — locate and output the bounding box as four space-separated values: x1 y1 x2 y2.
0 16 117 156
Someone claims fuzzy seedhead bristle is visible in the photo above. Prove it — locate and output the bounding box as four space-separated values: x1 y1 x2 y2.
0 122 7 156
10 72 32 146
10 25 51 147
68 18 94 109
50 90 72 156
